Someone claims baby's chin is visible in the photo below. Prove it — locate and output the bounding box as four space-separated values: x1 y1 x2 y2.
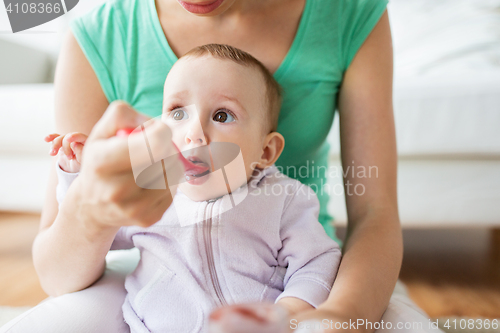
179 165 250 202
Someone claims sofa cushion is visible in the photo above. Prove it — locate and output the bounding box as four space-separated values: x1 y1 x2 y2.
0 155 52 212
0 84 55 156
328 158 500 227
328 73 500 157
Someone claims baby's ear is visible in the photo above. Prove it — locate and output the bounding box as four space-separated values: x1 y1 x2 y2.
257 132 285 169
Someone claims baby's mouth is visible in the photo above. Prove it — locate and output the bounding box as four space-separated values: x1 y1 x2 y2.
184 155 211 180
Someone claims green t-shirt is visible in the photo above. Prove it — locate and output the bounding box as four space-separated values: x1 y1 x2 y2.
71 0 388 246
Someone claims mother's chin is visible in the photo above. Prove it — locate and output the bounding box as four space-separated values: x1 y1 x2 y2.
176 0 229 16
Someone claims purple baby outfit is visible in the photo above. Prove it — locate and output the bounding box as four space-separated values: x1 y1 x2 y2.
56 164 341 333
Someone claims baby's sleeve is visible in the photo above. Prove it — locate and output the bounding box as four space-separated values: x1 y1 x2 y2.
274 183 342 308
54 163 134 251
55 163 79 208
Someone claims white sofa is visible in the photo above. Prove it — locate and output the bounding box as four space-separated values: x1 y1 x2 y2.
327 73 500 228
0 0 499 230
0 84 55 213
331 0 500 228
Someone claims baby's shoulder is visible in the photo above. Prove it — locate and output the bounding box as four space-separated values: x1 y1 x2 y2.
248 165 319 206
250 165 298 187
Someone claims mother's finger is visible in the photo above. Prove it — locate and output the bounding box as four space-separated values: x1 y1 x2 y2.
87 100 150 142
128 119 183 187
85 137 132 175
85 121 165 176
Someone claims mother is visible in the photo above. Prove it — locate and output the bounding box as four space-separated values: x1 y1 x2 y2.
28 0 438 332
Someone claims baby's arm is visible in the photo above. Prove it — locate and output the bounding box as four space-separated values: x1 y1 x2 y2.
274 183 342 310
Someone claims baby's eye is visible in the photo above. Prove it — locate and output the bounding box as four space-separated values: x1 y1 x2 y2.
213 110 235 123
171 109 189 121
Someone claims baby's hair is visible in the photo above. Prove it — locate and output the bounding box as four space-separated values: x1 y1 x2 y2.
181 44 282 133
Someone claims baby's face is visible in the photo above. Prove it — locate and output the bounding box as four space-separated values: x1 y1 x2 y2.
162 56 270 201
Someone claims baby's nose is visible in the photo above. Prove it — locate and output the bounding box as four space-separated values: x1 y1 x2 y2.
185 123 207 145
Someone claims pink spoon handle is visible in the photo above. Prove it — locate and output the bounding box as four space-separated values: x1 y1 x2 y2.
116 127 206 173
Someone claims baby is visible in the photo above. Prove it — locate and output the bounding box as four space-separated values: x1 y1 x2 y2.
46 44 341 333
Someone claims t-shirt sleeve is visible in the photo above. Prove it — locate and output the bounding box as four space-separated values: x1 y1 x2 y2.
69 2 121 103
55 163 79 208
340 0 389 70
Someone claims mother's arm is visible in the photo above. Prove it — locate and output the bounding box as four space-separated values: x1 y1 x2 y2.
35 30 177 296
35 29 181 297
295 10 402 332
33 30 113 296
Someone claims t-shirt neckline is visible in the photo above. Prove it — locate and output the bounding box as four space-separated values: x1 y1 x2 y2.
147 0 312 82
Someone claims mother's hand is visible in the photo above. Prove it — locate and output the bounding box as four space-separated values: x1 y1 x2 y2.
208 302 290 333
208 303 355 333
70 101 183 232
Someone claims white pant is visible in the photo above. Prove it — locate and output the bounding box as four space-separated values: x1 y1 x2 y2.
1 249 443 333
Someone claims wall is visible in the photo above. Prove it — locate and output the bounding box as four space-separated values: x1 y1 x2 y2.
0 0 107 83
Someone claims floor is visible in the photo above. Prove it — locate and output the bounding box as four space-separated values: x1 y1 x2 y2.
0 212 47 307
398 228 500 318
0 211 499 319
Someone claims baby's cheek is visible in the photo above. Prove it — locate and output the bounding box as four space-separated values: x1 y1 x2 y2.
169 132 183 147
240 147 263 173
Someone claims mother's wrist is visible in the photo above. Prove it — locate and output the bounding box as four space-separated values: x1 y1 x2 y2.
61 177 120 241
